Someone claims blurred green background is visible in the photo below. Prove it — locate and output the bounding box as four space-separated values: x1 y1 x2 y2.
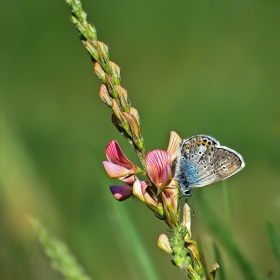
1 0 280 279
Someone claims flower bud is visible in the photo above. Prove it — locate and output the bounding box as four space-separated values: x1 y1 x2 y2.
129 107 140 125
123 112 143 150
99 84 112 107
94 62 106 83
84 40 99 61
112 100 131 136
110 185 133 201
105 74 118 100
158 234 173 254
182 202 191 239
97 41 109 70
116 85 130 112
87 24 97 41
109 61 121 85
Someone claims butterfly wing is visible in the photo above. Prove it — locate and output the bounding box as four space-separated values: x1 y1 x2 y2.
177 135 245 189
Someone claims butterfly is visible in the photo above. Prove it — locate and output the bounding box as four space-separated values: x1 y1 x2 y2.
174 135 245 196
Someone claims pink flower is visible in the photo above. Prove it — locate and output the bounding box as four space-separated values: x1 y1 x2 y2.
143 131 182 189
103 131 182 205
103 140 141 201
103 140 138 179
145 150 173 189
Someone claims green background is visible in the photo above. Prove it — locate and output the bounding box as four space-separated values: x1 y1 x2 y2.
1 0 280 279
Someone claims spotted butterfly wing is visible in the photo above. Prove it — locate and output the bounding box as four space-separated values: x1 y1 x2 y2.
175 135 245 196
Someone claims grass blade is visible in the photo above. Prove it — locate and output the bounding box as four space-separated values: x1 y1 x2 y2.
213 243 226 280
197 191 264 280
32 219 92 280
267 222 280 271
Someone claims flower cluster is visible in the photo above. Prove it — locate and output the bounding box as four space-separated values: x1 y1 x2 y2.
103 131 182 228
65 1 220 277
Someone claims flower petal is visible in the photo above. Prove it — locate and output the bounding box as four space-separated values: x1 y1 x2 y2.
129 107 140 125
120 175 135 185
105 140 136 170
182 202 191 235
143 188 158 207
145 150 172 187
110 185 133 201
158 234 173 254
162 190 178 226
161 162 172 187
103 161 132 178
164 179 179 211
132 178 148 202
167 131 182 162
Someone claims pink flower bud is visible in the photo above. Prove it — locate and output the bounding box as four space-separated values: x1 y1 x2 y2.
110 185 133 201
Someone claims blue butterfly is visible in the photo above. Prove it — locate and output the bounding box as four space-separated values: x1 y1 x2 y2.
174 135 245 196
